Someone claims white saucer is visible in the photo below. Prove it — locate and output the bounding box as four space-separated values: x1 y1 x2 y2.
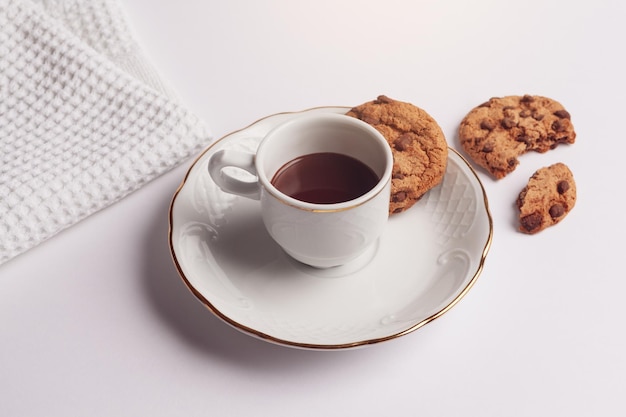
168 107 493 350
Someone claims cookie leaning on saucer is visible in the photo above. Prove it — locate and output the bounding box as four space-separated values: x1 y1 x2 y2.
517 162 576 234
347 95 448 214
459 95 576 179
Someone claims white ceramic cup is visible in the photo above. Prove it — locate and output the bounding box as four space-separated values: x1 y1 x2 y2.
208 113 393 268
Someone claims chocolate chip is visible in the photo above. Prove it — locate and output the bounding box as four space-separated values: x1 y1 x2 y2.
515 135 530 145
392 191 407 203
520 212 542 232
549 204 565 219
507 158 516 167
531 112 544 121
362 115 380 125
480 119 496 130
554 110 571 119
482 143 494 153
392 172 405 180
521 95 535 103
393 133 413 151
375 95 393 104
549 136 572 149
519 109 531 118
557 180 570 194
501 117 516 129
552 120 566 132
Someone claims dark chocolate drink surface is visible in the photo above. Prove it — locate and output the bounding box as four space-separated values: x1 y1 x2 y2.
270 152 379 204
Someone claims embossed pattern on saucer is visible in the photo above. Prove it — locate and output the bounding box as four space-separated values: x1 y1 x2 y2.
168 107 493 350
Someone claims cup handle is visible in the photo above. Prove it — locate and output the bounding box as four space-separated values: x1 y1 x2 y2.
208 149 261 200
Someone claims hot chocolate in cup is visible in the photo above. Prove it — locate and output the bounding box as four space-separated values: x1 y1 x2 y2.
208 113 393 268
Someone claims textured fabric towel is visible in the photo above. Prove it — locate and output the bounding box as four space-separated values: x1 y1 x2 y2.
0 0 211 265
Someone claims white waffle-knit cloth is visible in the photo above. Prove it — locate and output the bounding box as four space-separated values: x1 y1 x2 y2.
0 0 211 265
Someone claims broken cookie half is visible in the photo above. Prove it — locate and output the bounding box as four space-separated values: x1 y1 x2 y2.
517 163 576 234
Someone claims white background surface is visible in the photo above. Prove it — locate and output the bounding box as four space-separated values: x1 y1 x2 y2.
2 0 624 415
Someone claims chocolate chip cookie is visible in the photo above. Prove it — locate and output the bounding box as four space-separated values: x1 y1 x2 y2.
459 95 576 179
347 95 448 214
517 163 576 234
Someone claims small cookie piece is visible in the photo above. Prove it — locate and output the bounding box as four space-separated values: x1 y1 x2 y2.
459 95 575 179
517 163 576 234
347 95 448 214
